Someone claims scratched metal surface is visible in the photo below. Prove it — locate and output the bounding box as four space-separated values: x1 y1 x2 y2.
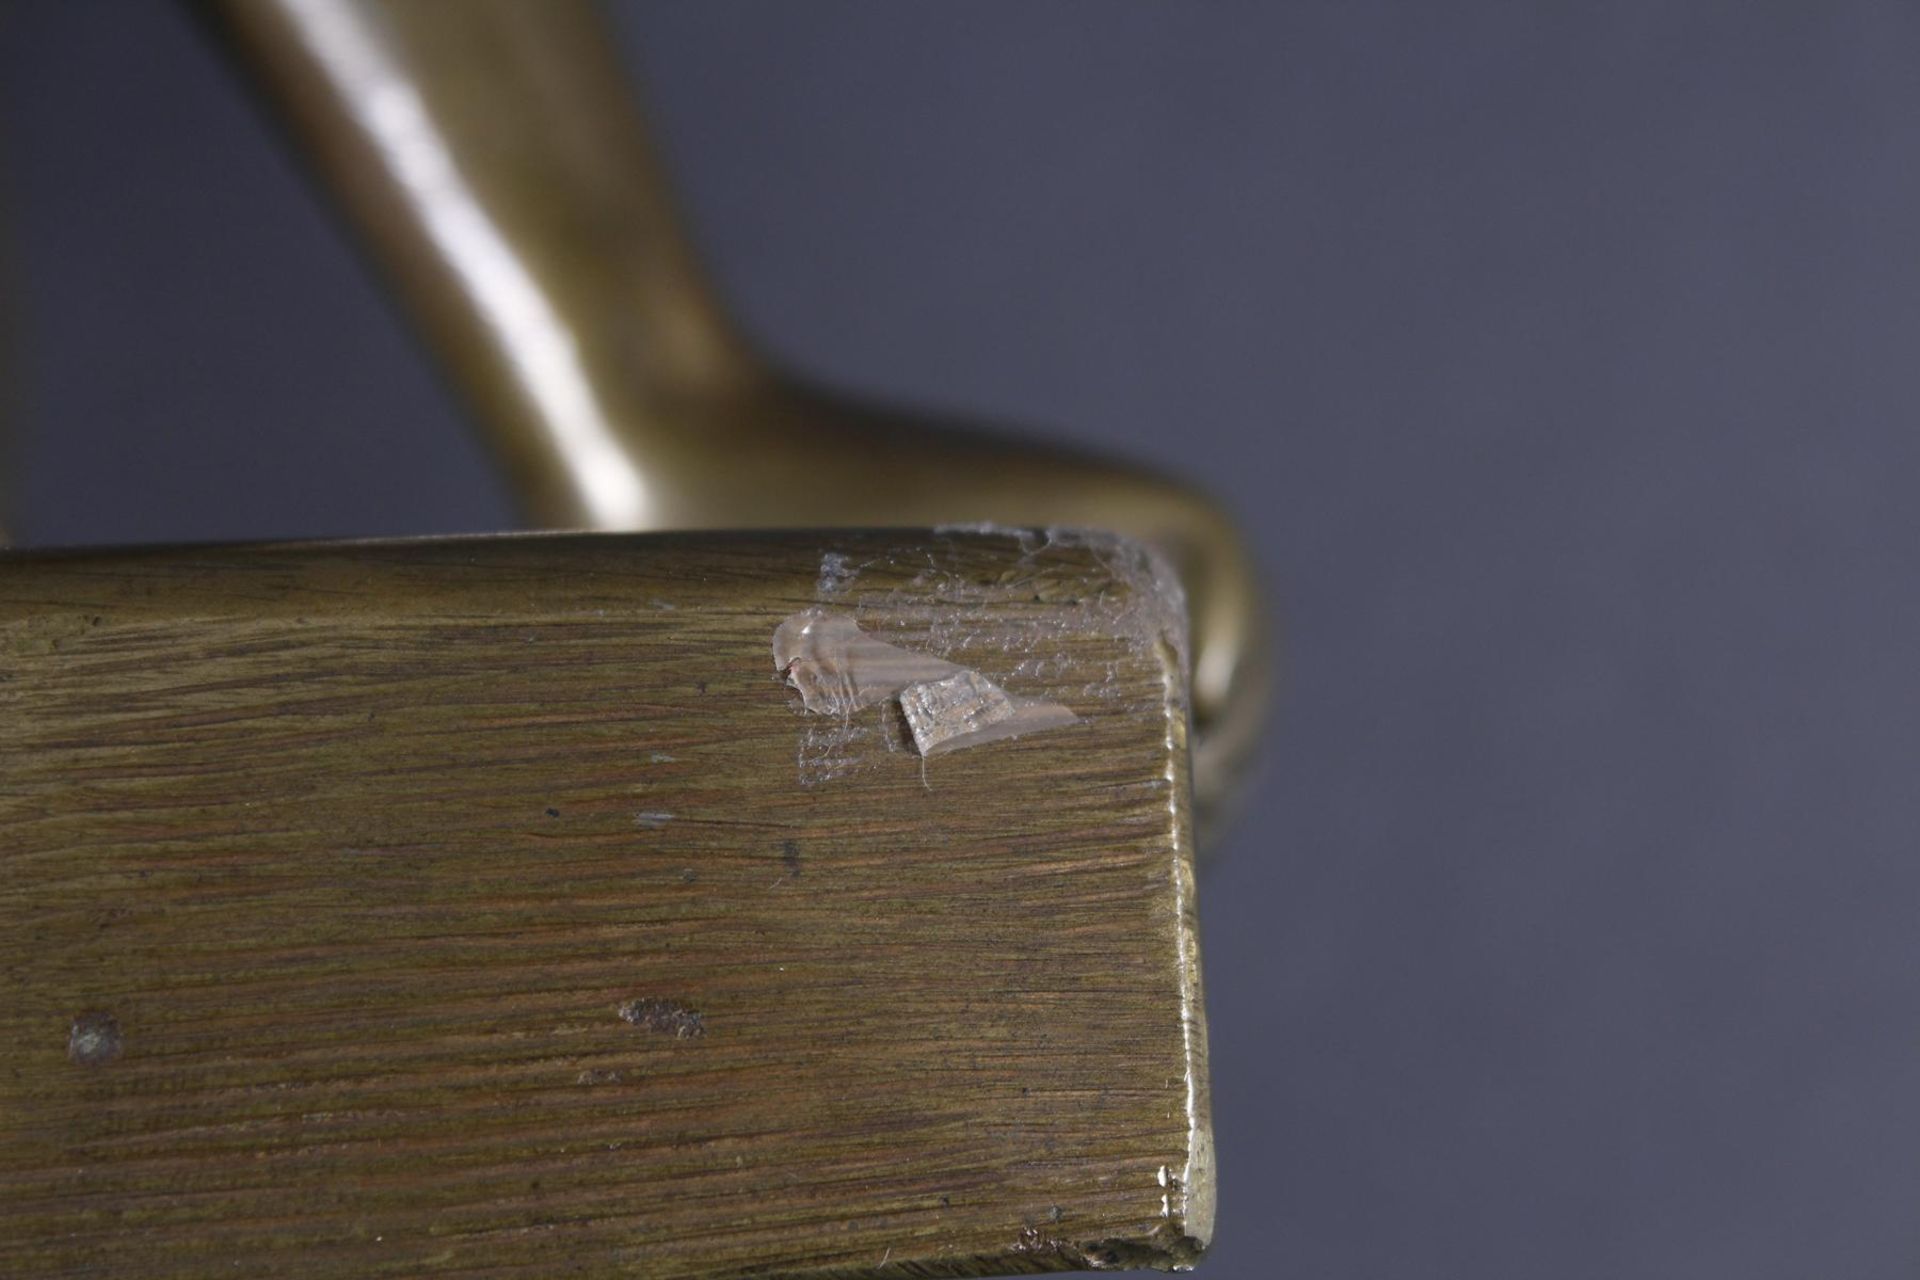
0 531 1208 1277
12 5 1920 1277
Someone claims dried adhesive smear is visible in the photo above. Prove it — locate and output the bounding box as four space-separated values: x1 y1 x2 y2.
773 609 1076 757
773 611 957 717
898 669 1077 756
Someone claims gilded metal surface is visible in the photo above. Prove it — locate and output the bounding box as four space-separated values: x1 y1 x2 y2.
209 0 1269 834
0 529 1213 1275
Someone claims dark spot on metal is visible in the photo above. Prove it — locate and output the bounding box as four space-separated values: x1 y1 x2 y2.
68 1012 121 1066
545 807 560 818
695 680 708 695
679 868 698 884
577 1068 623 1085
617 997 704 1038
780 839 802 876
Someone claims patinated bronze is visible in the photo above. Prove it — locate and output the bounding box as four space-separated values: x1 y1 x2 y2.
2 9 1264 1271
203 0 1270 839
0 529 1212 1277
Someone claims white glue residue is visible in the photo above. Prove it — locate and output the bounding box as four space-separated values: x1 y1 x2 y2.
772 609 1077 765
898 668 1077 756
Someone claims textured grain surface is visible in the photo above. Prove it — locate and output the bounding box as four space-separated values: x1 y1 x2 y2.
0 529 1210 1278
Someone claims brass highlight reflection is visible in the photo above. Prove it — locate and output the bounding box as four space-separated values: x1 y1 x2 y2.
212 0 1271 838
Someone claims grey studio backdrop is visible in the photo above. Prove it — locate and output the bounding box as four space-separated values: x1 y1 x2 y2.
4 4 1918 1277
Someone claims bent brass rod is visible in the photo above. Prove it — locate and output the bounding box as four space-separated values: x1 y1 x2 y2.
202 0 1270 835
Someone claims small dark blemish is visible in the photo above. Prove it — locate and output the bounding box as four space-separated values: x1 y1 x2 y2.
679 868 698 884
779 839 802 877
68 1012 122 1067
695 680 709 695
545 807 560 818
617 997 704 1039
577 1067 624 1085
940 1195 952 1208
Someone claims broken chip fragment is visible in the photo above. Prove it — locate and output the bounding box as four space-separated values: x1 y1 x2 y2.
774 609 1076 757
900 668 1078 756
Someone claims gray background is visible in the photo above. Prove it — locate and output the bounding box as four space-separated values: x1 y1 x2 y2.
5 3 1919 1276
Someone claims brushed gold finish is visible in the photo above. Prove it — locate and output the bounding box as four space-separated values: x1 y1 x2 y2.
207 0 1270 837
0 529 1212 1277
